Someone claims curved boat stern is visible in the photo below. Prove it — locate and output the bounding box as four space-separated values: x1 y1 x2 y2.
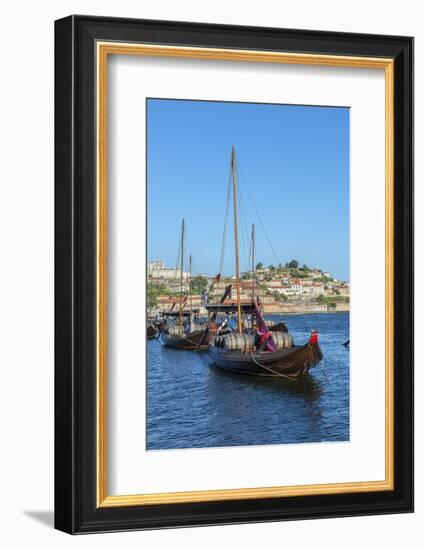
309 330 323 364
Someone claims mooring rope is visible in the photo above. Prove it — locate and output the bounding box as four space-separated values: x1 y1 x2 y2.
249 352 297 381
195 328 209 352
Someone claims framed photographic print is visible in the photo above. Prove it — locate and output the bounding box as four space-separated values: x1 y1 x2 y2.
54 15 413 533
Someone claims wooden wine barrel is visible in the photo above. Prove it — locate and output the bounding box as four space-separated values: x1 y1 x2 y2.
243 318 254 330
191 323 206 332
223 333 256 352
272 331 294 349
167 325 184 336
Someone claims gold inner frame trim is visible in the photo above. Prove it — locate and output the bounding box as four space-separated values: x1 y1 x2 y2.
96 41 395 508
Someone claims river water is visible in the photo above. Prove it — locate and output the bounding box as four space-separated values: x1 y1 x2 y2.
147 312 349 450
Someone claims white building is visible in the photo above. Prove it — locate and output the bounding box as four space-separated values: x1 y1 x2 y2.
273 284 303 296
150 268 190 280
310 283 325 294
148 260 189 281
267 280 283 288
148 260 165 273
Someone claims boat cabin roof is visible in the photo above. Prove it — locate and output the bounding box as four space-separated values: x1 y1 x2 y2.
160 309 199 317
206 302 253 314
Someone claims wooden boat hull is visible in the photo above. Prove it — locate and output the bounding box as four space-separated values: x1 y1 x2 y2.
146 325 157 339
208 342 323 377
160 329 209 351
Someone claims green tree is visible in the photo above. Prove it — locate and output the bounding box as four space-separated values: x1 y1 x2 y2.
291 269 308 279
269 264 275 271
301 264 309 271
316 294 326 304
256 262 263 270
191 275 208 294
272 291 288 302
288 259 299 269
147 281 171 306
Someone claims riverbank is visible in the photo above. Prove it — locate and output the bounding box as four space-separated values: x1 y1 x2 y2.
149 303 349 317
264 308 350 315
263 304 349 315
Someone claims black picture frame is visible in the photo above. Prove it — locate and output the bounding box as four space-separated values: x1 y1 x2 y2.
55 15 413 534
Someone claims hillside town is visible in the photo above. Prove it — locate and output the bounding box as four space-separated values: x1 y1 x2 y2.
148 259 349 315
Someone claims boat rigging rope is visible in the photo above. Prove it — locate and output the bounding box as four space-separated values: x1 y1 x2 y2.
185 231 198 274
219 169 233 277
238 162 283 267
166 332 208 347
175 226 182 272
247 230 256 277
181 336 206 346
249 352 297 381
237 174 252 273
195 328 209 351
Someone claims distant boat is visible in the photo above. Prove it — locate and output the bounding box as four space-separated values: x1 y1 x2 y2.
159 219 209 351
146 310 165 340
268 320 289 333
160 311 209 350
146 323 157 340
207 147 323 378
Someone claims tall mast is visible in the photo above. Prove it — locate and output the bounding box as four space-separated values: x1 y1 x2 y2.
231 146 243 335
179 218 185 326
251 223 255 331
189 254 193 319
251 223 255 303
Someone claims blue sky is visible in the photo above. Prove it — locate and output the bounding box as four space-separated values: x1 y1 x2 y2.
147 99 349 282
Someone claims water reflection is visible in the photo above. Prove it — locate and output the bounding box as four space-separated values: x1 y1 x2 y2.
209 364 323 398
147 312 349 450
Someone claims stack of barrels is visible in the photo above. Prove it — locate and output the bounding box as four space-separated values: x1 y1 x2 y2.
166 325 184 336
214 331 294 351
190 323 207 333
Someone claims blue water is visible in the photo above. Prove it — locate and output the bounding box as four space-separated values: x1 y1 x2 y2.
147 312 349 450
